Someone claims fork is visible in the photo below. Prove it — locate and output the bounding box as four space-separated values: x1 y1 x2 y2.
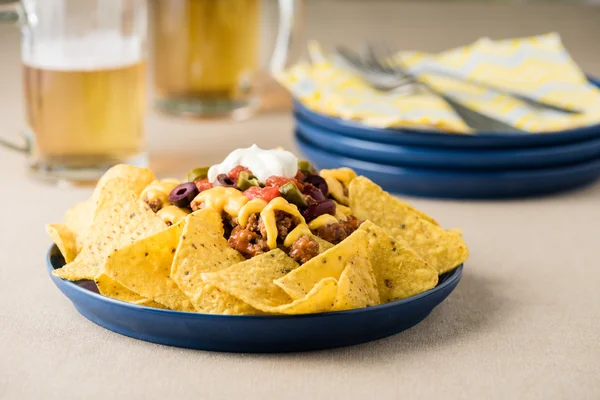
336 45 526 133
366 44 580 115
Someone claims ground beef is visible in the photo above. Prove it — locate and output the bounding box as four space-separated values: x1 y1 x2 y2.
245 213 261 233
303 194 317 206
258 210 299 239
146 198 163 213
289 236 320 264
222 213 237 239
312 216 361 244
228 225 270 258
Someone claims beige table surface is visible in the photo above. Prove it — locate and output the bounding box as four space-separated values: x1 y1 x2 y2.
2 4 600 399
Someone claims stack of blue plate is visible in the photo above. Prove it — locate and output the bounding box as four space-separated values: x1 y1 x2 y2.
294 97 600 199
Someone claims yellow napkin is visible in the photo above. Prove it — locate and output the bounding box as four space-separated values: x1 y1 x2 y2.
278 42 471 133
278 34 600 133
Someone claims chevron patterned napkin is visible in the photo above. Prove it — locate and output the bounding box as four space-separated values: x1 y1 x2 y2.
278 33 600 133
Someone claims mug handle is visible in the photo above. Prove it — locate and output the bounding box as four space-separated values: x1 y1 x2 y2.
0 1 19 23
0 1 29 153
269 0 303 74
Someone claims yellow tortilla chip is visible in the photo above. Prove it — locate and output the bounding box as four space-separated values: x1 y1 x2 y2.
46 223 78 263
201 249 300 310
95 273 148 303
64 165 156 250
274 230 369 300
267 277 338 315
103 221 194 311
53 178 167 281
349 177 468 274
64 200 94 252
171 213 255 314
314 236 334 253
93 164 156 198
359 221 438 302
95 274 166 309
333 252 380 311
190 207 224 236
133 298 168 309
203 249 338 315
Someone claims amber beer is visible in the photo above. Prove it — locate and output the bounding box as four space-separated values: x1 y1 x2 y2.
152 0 260 115
23 38 145 171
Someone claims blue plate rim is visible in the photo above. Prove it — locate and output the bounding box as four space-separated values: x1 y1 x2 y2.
296 114 600 158
295 131 600 178
47 245 463 320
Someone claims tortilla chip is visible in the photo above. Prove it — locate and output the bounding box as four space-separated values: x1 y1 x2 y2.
359 221 438 302
63 165 156 250
46 223 78 263
190 208 224 236
133 298 168 309
53 178 167 281
103 221 194 311
95 273 148 303
333 252 380 311
93 164 156 198
95 274 166 309
64 200 94 252
314 236 334 253
267 277 338 315
274 230 369 300
203 248 338 315
171 213 255 314
349 177 468 274
349 176 439 226
201 249 300 309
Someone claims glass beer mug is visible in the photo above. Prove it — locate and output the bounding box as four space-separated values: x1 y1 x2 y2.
0 0 147 182
151 0 302 119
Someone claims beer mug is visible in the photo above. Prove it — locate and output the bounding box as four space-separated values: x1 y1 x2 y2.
151 0 302 119
0 0 147 182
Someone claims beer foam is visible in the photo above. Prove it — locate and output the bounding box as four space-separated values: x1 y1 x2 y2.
22 31 142 71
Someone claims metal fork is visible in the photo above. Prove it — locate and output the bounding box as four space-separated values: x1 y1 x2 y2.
337 45 530 133
366 44 580 114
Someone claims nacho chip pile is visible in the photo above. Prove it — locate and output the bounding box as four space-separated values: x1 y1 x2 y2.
48 164 468 315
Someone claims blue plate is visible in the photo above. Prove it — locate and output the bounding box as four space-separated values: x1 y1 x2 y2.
296 133 600 199
293 77 600 150
297 117 600 170
48 246 462 353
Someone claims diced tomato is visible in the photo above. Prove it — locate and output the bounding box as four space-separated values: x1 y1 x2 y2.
227 166 250 180
243 186 281 202
294 170 305 182
265 176 304 191
194 179 213 193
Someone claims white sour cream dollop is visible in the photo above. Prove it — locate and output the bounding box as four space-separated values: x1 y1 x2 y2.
207 144 298 183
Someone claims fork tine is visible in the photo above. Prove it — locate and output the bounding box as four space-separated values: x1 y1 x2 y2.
336 45 418 92
368 43 406 77
365 43 388 73
336 46 374 73
380 43 399 73
376 43 403 75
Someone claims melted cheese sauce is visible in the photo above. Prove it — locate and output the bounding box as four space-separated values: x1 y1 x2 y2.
191 187 249 217
140 179 181 209
157 205 190 226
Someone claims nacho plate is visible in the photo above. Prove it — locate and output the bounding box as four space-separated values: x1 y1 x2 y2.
48 245 462 353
